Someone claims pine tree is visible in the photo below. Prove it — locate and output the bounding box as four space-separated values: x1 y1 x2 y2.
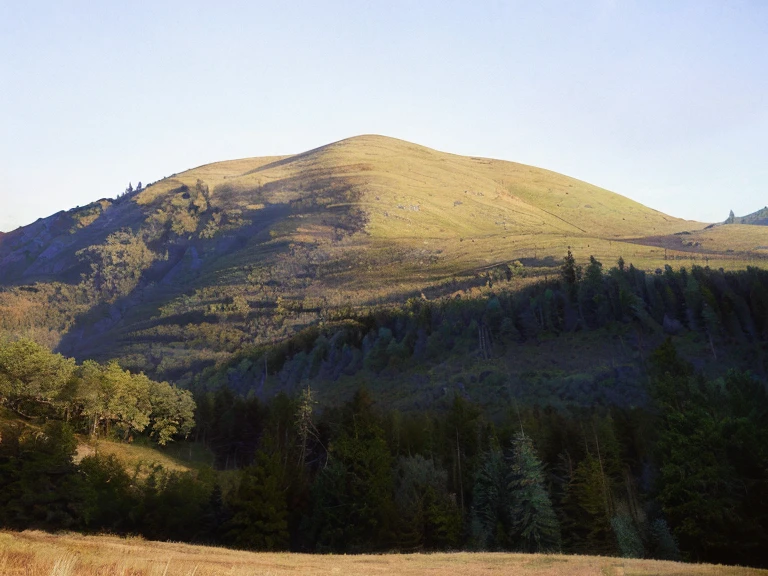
295 385 317 469
561 248 577 288
224 450 289 551
508 434 561 553
394 455 461 550
309 389 395 552
649 342 745 563
579 256 606 328
611 513 644 558
470 445 510 550
567 453 615 554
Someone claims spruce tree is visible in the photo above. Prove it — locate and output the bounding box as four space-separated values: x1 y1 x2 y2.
309 389 395 552
508 433 561 553
470 445 510 550
224 450 289 551
561 248 577 287
567 453 615 554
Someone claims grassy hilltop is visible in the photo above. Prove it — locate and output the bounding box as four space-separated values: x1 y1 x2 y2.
2 135 766 385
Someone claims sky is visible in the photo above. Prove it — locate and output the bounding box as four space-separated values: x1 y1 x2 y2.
1 1 766 232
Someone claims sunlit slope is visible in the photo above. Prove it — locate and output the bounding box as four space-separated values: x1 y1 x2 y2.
139 134 697 241
122 133 707 292
0 134 707 289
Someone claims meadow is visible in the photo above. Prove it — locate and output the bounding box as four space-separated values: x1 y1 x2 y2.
1 530 765 576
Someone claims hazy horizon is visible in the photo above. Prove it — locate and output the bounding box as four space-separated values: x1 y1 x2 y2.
1 1 766 232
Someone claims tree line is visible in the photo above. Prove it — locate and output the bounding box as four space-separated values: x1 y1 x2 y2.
2 254 768 567
202 253 768 406
2 343 766 566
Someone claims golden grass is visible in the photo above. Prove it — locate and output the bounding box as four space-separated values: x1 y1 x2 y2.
134 134 765 291
139 134 700 239
0 530 764 576
74 438 210 475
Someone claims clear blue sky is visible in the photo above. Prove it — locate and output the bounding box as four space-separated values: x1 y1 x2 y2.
1 1 766 232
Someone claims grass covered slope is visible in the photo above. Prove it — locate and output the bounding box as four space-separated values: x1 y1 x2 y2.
2 531 765 576
0 135 765 382
134 134 696 239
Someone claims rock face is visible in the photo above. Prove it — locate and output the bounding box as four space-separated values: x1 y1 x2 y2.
725 206 768 226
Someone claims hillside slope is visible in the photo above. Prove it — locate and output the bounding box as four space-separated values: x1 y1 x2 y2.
726 206 768 226
0 135 764 382
0 135 697 283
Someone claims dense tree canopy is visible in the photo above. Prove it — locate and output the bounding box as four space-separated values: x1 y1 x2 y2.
0 339 194 444
1 261 768 568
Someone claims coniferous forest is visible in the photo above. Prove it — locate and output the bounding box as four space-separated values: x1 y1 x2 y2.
2 256 768 568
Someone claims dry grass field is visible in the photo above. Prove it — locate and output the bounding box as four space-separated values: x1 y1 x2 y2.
1 531 766 576
0 407 210 478
73 438 212 475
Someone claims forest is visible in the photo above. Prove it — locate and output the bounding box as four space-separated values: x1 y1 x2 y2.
1 256 767 568
200 253 768 412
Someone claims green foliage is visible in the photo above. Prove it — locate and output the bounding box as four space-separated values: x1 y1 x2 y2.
77 229 159 302
0 421 87 530
136 466 215 542
509 434 561 553
470 444 510 550
566 453 615 554
471 433 560 553
0 339 75 416
611 514 644 558
148 379 196 445
309 390 395 552
79 453 137 531
649 518 681 561
225 450 289 550
394 455 462 550
0 339 194 445
650 341 768 565
561 248 577 287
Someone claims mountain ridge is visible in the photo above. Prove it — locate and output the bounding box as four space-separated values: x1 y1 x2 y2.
725 206 768 226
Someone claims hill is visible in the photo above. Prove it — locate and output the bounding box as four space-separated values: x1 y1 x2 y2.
2 530 765 576
725 206 768 226
1 135 766 384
